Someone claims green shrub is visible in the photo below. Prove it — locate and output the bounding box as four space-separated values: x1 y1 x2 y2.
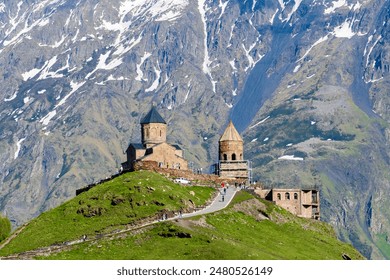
0 215 11 242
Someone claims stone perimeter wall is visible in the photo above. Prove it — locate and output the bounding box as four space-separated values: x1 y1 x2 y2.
133 161 236 186
76 161 241 196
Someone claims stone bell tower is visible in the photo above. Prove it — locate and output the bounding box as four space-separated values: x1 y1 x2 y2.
141 106 167 148
217 120 250 183
219 120 244 161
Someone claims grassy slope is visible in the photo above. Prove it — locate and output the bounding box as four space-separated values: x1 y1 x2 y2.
0 171 214 256
0 171 363 260
37 192 363 260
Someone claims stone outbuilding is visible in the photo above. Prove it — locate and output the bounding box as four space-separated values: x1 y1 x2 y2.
122 106 188 171
256 188 320 220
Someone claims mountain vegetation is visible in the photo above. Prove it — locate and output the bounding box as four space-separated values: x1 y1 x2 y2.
0 171 363 260
0 215 11 242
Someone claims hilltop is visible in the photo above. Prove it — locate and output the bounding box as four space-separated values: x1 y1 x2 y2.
0 171 363 260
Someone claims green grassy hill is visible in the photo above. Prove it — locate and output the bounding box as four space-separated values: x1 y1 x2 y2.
0 171 363 260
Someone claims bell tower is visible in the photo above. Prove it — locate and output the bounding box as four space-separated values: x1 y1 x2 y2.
141 106 167 148
219 120 244 161
217 120 249 183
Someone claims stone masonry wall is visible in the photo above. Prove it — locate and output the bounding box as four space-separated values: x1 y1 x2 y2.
133 161 238 186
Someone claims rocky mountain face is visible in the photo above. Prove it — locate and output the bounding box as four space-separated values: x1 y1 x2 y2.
0 0 389 259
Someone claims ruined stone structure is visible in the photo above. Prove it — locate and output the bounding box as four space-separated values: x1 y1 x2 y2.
122 107 188 171
256 188 320 220
215 121 251 183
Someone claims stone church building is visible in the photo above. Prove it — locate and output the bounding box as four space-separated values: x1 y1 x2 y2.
122 106 188 171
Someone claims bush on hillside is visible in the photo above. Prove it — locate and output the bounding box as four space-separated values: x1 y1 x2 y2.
0 215 11 242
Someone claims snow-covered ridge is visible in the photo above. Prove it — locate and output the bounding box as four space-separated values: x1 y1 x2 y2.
296 15 364 63
119 0 188 22
324 0 363 15
1 0 67 48
324 0 348 14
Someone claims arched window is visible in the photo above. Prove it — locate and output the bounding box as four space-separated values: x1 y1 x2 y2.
232 153 236 160
277 193 281 200
160 130 162 137
146 128 149 138
294 193 298 200
223 154 228 161
285 192 290 200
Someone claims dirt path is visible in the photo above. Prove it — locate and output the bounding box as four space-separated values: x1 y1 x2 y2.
0 223 28 251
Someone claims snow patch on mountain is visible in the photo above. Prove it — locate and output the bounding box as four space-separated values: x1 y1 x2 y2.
364 35 382 67
39 35 68 48
270 9 279 24
145 66 161 92
324 0 348 14
277 0 285 10
297 18 360 62
278 155 304 161
218 0 229 19
242 40 264 72
184 80 192 103
198 0 216 92
135 52 152 81
55 81 85 108
85 49 125 80
4 91 18 102
229 60 237 71
333 20 355 38
40 110 57 127
293 64 301 73
285 0 303 23
198 1 211 73
97 0 187 48
120 0 188 22
249 116 270 129
2 0 58 48
22 55 66 81
24 96 31 104
297 34 329 62
324 0 363 15
39 81 85 128
14 138 26 159
366 77 384 83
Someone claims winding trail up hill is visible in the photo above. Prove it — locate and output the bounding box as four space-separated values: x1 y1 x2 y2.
0 184 237 260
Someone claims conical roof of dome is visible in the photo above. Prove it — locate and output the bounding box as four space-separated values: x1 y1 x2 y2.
140 106 166 124
219 121 243 142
